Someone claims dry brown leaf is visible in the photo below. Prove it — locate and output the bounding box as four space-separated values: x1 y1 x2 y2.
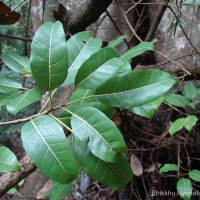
130 154 143 176
37 180 52 199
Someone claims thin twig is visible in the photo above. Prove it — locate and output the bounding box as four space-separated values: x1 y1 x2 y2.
0 105 63 126
106 11 130 48
0 33 32 42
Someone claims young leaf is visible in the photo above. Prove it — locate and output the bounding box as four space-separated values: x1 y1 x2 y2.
44 180 76 200
30 21 68 90
0 146 20 172
72 136 133 190
70 107 126 163
95 70 176 109
184 115 197 132
165 94 190 108
0 75 22 93
75 48 127 89
63 31 102 86
21 115 79 184
130 96 164 119
189 169 200 182
169 118 185 136
159 163 178 174
1 54 29 73
177 178 192 200
6 88 43 115
182 82 196 101
107 35 127 48
0 91 22 111
120 42 154 62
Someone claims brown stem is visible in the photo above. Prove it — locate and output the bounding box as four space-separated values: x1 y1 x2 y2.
0 33 32 42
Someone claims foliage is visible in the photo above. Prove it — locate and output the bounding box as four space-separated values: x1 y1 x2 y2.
0 21 187 196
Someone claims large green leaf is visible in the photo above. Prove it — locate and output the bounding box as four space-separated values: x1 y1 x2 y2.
44 180 76 200
177 178 192 200
30 21 68 90
0 75 22 93
70 107 126 163
6 88 43 115
75 48 129 89
0 146 20 172
130 96 164 119
95 70 176 109
120 42 155 61
21 115 79 184
72 136 132 190
63 31 102 86
0 91 22 111
1 54 29 73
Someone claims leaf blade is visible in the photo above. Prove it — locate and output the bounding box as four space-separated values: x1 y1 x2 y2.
21 115 79 184
30 21 68 90
0 146 20 172
72 136 132 190
1 54 29 73
71 107 126 163
6 88 43 115
95 70 176 109
0 75 22 93
63 31 102 86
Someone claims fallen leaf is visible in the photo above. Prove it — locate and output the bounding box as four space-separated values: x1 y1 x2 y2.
0 2 20 25
131 154 143 176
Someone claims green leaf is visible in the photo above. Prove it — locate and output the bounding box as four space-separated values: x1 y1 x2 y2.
120 42 154 62
182 2 200 6
107 35 127 48
159 163 178 174
6 88 43 115
70 107 126 163
130 96 164 119
21 115 79 184
95 70 176 109
0 146 20 172
177 178 192 200
1 54 29 73
0 91 22 111
44 180 76 200
169 118 185 136
0 75 22 93
72 136 133 190
165 94 190 108
182 82 196 101
75 48 127 89
184 115 197 132
59 89 116 128
30 21 68 90
63 31 102 86
189 169 200 182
